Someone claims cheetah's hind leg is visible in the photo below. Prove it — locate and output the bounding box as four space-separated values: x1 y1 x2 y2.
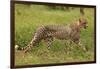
44 37 53 49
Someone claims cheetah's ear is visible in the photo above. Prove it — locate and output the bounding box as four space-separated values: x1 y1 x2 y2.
79 16 85 23
79 18 82 23
79 17 84 23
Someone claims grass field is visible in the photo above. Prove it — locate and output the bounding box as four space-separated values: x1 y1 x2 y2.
15 4 95 66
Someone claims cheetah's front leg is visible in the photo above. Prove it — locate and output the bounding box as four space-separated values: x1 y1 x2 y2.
73 39 87 51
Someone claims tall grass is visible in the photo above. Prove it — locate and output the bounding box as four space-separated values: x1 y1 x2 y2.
15 4 95 65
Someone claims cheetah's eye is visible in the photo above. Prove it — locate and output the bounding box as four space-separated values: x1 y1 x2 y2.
83 22 86 24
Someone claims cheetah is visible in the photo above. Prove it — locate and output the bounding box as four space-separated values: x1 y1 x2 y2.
20 17 88 53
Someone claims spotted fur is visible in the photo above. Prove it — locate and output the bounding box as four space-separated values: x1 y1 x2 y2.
21 17 88 53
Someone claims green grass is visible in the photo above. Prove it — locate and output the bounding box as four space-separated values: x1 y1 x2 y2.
15 4 95 66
